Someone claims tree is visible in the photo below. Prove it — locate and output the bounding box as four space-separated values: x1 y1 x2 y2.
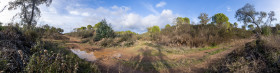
212 13 229 28
235 3 271 35
147 26 160 33
262 26 272 36
276 24 280 31
248 24 254 30
176 17 190 25
276 24 280 34
165 24 171 28
93 22 101 30
234 22 238 28
198 13 210 25
0 22 2 30
8 0 52 29
80 27 86 30
87 25 93 30
265 11 277 26
94 19 115 41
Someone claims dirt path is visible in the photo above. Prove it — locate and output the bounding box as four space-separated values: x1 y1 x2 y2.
63 35 254 73
187 39 254 73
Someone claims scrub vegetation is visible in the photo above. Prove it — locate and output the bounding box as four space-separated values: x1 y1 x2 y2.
0 0 280 73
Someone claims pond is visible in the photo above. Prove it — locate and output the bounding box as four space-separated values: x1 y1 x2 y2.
70 49 97 62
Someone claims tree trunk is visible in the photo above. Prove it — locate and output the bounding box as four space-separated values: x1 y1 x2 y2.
28 0 36 29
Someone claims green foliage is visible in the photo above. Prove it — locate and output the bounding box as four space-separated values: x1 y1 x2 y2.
165 24 171 28
234 22 238 28
8 0 52 28
147 26 160 33
248 24 254 30
94 19 115 41
93 22 102 30
262 26 272 36
198 13 210 25
79 27 87 31
176 17 190 25
212 13 229 27
0 22 2 31
87 25 93 30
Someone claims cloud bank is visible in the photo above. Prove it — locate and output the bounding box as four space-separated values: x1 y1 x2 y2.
0 0 177 33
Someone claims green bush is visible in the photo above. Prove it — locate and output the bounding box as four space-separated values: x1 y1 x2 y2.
94 20 115 41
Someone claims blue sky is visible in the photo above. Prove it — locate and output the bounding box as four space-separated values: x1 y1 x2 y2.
0 0 280 33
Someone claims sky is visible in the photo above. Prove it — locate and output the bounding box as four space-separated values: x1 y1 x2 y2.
0 0 280 33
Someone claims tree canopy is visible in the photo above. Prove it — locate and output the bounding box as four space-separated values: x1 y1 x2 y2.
176 17 190 25
94 19 115 41
198 13 210 25
165 24 171 28
147 26 160 33
8 0 52 28
212 13 229 27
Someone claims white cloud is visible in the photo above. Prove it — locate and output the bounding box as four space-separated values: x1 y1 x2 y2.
81 12 89 17
0 0 178 33
156 1 166 8
69 11 80 15
227 7 232 12
145 4 160 15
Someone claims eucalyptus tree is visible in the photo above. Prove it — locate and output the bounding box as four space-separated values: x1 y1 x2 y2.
8 0 52 29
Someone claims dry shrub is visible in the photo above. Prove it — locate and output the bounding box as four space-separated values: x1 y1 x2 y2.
208 35 280 72
94 31 137 47
0 26 32 72
66 30 95 38
95 36 136 47
157 24 252 47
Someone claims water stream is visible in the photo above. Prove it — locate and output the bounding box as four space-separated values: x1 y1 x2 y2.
70 49 97 61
